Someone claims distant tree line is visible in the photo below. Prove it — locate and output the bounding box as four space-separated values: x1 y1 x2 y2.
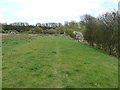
2 25 35 32
1 22 62 33
82 11 119 57
1 21 84 36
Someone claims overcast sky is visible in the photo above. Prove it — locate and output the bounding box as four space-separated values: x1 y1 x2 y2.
0 0 118 24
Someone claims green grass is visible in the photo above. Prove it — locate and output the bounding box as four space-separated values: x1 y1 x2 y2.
2 35 118 88
2 35 32 43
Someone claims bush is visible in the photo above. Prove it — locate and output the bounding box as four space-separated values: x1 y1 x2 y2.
2 30 18 33
47 29 57 34
55 27 65 34
65 29 75 38
42 29 57 34
29 27 43 34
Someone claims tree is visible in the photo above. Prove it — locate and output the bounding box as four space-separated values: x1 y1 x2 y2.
82 11 119 56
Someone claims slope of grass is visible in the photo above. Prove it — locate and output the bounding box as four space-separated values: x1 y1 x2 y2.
2 35 118 88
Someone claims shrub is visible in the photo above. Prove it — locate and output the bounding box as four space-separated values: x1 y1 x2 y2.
43 29 57 34
55 27 65 34
65 29 75 38
2 30 18 33
29 27 43 34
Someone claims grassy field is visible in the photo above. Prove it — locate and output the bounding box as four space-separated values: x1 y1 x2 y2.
2 35 118 88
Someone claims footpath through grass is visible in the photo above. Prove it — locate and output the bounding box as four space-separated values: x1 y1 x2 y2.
2 35 118 88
